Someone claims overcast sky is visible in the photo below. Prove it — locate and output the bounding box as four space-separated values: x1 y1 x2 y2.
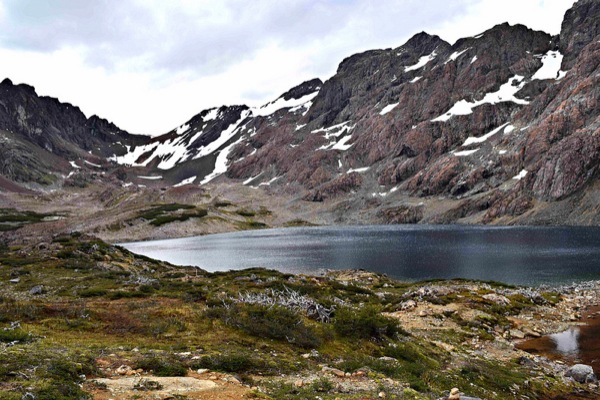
0 0 576 135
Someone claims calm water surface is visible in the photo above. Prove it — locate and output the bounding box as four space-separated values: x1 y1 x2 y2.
518 306 600 374
121 225 600 286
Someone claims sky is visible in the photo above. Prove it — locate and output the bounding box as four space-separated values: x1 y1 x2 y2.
0 0 576 136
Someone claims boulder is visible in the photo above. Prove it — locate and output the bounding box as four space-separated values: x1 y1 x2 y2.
565 364 597 383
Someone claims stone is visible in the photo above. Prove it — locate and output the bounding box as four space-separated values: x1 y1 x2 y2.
523 328 541 338
196 368 209 374
565 364 597 384
400 300 417 310
378 391 386 398
482 293 510 306
322 366 346 377
9 278 20 284
509 329 525 339
115 365 132 376
29 285 43 295
448 387 461 399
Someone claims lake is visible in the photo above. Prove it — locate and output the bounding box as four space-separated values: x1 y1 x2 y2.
120 225 600 286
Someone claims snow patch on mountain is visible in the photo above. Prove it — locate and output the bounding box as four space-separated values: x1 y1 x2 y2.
513 169 528 180
404 51 437 72
462 123 509 146
243 172 263 185
445 48 470 64
432 75 528 122
194 110 251 159
454 149 479 156
252 90 319 117
380 102 399 115
330 135 354 151
532 50 564 80
174 176 197 187
84 160 102 168
200 136 245 185
347 167 370 173
203 108 220 122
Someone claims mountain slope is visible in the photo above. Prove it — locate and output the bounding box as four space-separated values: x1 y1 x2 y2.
1 0 598 226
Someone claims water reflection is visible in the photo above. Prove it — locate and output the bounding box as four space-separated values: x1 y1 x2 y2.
518 309 600 374
550 327 580 356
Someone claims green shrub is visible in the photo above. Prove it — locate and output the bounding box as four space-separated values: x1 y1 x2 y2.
194 352 262 373
333 304 399 340
0 327 32 343
206 304 321 349
136 356 187 377
79 288 108 298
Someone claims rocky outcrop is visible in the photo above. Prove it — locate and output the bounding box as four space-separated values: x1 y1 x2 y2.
559 0 600 70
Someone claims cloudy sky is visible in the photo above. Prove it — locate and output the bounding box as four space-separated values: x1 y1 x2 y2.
0 0 575 135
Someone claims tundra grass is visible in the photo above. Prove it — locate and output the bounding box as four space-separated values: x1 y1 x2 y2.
0 232 585 399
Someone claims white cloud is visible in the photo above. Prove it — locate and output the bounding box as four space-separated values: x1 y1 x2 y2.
0 0 576 135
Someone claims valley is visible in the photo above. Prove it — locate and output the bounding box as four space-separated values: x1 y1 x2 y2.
0 0 599 398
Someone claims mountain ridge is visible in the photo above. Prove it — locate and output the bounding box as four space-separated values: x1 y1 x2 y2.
0 0 598 227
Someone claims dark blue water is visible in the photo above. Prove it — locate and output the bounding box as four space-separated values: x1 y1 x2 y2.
120 225 600 286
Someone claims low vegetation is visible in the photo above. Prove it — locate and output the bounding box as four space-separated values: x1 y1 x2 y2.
0 208 55 231
0 232 593 399
133 203 208 226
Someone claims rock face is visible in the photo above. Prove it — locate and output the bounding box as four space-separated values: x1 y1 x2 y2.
559 0 600 70
565 364 597 384
1 1 598 226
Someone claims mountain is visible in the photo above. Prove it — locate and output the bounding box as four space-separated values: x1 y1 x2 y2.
0 0 598 226
0 78 145 188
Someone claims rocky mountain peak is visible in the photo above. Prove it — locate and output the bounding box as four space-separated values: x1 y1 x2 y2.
400 31 449 54
280 78 323 101
559 0 600 70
